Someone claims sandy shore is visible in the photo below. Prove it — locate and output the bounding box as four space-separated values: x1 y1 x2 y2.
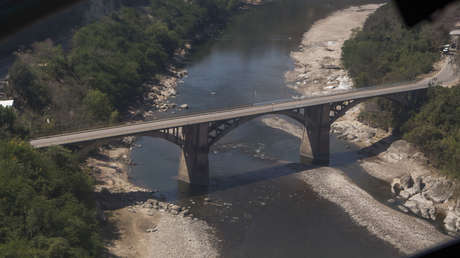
86 138 218 258
285 4 384 97
261 3 453 255
106 201 218 258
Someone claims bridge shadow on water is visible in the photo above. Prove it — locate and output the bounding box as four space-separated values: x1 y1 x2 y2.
95 162 319 210
330 134 399 167
95 134 400 210
177 162 318 200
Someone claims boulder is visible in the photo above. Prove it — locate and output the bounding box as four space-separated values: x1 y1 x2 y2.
405 186 421 197
403 200 419 215
391 178 402 195
403 176 423 196
399 190 411 200
423 179 454 203
400 174 414 189
444 211 459 232
454 200 460 215
180 104 189 109
122 136 135 145
404 193 436 220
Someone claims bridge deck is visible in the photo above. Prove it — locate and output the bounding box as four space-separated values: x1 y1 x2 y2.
30 79 430 148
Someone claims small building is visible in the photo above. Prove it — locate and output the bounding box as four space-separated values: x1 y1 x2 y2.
0 100 14 108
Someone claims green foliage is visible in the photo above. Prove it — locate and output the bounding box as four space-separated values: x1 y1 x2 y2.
342 3 446 88
0 106 28 138
341 2 460 177
401 86 460 177
83 89 115 122
8 60 49 110
0 106 15 129
0 140 102 257
9 0 239 134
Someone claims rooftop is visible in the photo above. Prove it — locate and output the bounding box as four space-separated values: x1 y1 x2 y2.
0 100 14 107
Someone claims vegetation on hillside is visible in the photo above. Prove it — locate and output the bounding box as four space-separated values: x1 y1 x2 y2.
342 3 452 88
0 106 103 257
6 0 240 135
402 86 460 178
341 2 460 177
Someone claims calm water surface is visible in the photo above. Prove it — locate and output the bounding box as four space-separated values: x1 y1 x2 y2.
130 0 402 257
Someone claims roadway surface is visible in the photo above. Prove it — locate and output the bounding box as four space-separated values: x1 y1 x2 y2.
30 56 458 148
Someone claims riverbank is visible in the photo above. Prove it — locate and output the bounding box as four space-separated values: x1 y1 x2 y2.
104 199 218 258
285 4 384 97
87 139 219 257
262 3 453 255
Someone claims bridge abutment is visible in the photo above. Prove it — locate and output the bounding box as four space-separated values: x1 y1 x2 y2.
178 123 210 185
299 104 330 165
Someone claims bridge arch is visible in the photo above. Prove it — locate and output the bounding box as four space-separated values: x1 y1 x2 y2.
328 89 426 124
207 110 309 147
139 128 184 147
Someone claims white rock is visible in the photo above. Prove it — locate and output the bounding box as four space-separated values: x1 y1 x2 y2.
424 179 454 203
399 190 411 200
404 193 436 220
444 211 458 232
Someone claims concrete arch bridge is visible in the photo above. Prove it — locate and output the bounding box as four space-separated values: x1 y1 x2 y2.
31 81 430 185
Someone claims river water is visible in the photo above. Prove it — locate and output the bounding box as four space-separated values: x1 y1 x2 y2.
129 0 404 257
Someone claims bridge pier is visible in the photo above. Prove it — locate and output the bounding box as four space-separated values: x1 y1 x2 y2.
299 104 330 165
178 123 210 185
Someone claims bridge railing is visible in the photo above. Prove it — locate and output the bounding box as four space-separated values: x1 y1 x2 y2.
31 102 258 140
30 78 429 140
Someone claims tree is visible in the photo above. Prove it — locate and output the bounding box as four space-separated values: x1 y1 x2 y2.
83 89 115 122
0 140 103 257
8 60 49 110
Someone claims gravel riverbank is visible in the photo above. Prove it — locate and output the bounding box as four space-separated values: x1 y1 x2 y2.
87 139 219 257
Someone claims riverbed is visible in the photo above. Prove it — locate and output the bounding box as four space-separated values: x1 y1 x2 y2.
1 0 453 256
127 0 449 257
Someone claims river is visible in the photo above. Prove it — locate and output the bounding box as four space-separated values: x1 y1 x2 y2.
129 0 404 257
